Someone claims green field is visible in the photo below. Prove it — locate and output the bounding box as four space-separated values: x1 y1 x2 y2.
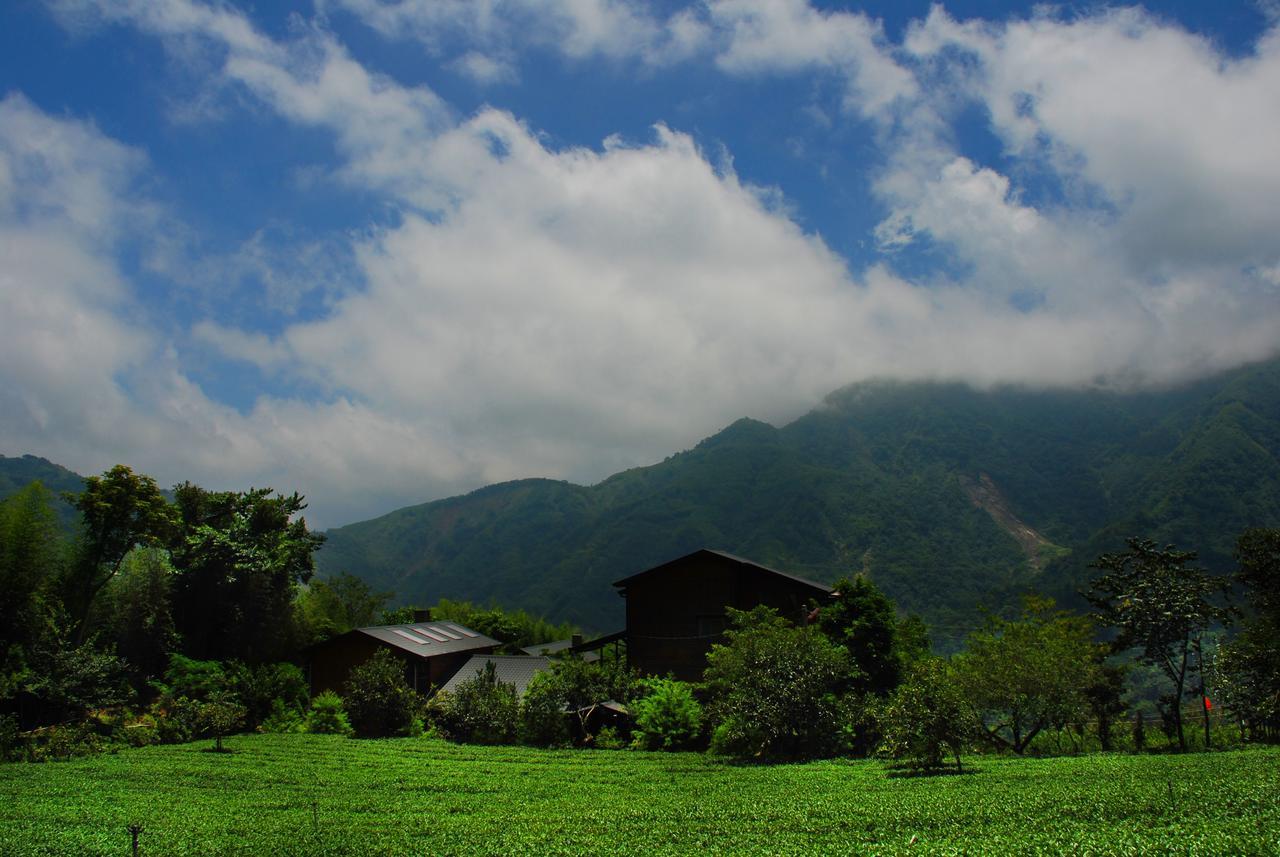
0 737 1276 856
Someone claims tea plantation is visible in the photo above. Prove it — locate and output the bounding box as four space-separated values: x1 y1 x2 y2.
1 736 1276 855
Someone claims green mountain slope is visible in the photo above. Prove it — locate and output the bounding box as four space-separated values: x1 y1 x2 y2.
0 454 85 531
319 358 1280 643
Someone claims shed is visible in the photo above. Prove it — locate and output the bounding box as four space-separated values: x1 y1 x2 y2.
307 620 500 696
614 549 832 680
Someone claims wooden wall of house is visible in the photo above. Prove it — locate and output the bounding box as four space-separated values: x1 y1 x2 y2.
623 553 827 680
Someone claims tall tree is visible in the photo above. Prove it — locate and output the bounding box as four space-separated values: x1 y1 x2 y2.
64 465 176 644
298 572 392 641
1215 528 1280 742
0 482 66 696
170 484 324 662
1086 538 1233 751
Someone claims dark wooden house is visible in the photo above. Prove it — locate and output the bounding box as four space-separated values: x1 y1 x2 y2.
614 549 832 680
307 620 500 696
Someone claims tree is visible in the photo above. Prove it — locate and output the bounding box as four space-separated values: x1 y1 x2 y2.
170 484 324 662
434 660 518 745
1215 528 1280 741
0 482 66 696
704 605 853 760
953 596 1101 754
814 575 903 697
1087 538 1233 751
64 466 176 644
298 572 391 641
343 650 421 738
878 657 974 772
99 547 178 692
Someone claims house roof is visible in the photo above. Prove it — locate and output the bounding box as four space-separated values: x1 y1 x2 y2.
436 655 551 699
612 548 833 595
519 638 604 661
352 621 501 660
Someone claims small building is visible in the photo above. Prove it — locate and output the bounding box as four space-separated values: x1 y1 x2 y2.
614 549 832 680
436 654 552 699
307 620 500 696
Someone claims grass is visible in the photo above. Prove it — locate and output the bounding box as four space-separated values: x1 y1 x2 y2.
0 736 1276 855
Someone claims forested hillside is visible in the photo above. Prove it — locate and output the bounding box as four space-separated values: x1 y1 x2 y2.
0 455 84 531
318 358 1280 642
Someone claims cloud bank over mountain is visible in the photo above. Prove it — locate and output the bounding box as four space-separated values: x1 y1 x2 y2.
3 0 1278 525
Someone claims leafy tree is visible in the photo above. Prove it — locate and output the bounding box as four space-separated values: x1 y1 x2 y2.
299 572 391 641
1084 662 1129 752
63 466 176 645
878 657 974 772
704 605 853 760
1087 538 1233 751
225 661 309 731
22 638 133 726
814 575 903 696
953 596 1100 754
1234 527 1280 623
434 660 519 744
198 691 246 753
631 678 703 751
343 649 422 738
170 484 324 662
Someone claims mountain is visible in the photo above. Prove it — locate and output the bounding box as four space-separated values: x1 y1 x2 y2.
318 359 1280 645
0 454 85 531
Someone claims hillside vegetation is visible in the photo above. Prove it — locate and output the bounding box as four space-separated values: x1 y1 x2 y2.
318 358 1280 640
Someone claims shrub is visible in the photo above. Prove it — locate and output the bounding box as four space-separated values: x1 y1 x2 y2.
226 662 309 730
344 650 422 738
631 678 702 751
151 694 202 744
704 606 853 760
260 698 305 734
518 671 571 747
878 657 974 772
305 691 353 736
435 661 518 744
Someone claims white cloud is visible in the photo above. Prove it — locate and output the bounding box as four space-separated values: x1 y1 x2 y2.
326 0 708 67
13 0 1280 528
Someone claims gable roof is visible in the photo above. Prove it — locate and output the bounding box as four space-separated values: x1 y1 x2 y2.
612 548 832 595
352 621 500 659
436 655 551 699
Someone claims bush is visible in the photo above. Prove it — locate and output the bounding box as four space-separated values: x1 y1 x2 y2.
518 671 571 747
704 606 853 760
435 661 518 744
305 691 353 736
260 698 305 734
151 694 202 744
227 661 309 731
344 650 422 738
631 678 703 751
878 657 974 772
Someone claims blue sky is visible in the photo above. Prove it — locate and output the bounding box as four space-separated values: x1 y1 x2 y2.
2 0 1278 527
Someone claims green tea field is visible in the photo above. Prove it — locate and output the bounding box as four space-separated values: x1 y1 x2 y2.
1 737 1276 856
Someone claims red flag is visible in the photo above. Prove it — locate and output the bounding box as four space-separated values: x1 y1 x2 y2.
1203 696 1212 710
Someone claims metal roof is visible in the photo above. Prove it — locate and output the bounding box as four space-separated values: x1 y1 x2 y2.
356 621 500 659
436 655 551 699
612 548 833 595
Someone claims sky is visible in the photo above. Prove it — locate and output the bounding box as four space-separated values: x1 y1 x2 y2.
2 0 1279 528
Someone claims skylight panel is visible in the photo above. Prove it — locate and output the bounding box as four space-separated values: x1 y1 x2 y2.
392 629 430 645
447 624 479 638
